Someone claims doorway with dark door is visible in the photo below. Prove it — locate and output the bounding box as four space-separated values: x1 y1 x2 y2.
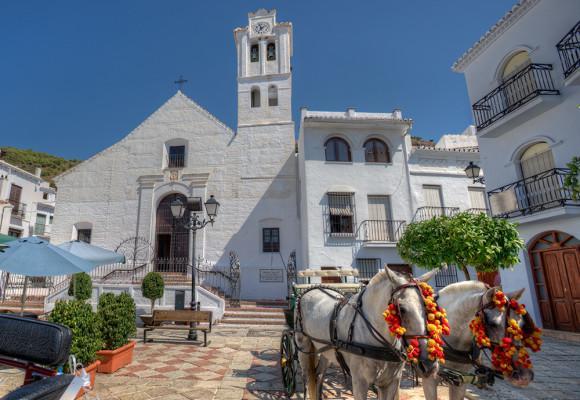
155 193 190 274
529 231 580 332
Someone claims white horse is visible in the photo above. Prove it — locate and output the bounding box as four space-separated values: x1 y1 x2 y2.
422 281 535 400
295 266 439 400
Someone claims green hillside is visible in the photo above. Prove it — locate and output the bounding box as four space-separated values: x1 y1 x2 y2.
0 147 81 187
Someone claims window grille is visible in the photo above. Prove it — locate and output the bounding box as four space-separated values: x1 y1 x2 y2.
263 228 280 253
327 192 355 236
356 258 381 280
77 229 92 244
435 267 458 288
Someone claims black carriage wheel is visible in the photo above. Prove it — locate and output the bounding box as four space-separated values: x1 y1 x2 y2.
280 331 297 397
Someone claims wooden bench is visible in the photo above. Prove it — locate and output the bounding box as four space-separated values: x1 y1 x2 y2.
143 310 213 346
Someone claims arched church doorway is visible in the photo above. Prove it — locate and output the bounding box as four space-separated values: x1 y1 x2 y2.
155 193 189 273
529 231 580 332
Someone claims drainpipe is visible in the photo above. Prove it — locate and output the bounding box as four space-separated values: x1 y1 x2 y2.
401 123 415 222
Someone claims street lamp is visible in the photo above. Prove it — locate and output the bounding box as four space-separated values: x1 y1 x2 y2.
465 161 485 184
170 195 220 340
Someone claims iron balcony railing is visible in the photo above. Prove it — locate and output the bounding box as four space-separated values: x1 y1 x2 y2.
167 154 185 169
412 206 460 222
465 208 490 215
9 202 26 219
359 220 406 242
487 168 579 218
472 64 560 130
557 20 580 78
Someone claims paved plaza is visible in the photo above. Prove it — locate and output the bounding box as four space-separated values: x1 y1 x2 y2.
1 326 579 399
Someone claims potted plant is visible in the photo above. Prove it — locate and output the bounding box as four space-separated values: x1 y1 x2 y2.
68 272 92 302
49 299 102 398
140 272 164 326
96 292 137 373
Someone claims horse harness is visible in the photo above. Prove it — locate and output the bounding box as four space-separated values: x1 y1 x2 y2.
436 288 534 388
294 281 429 375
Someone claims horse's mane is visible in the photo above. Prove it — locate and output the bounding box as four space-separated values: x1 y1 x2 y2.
438 280 488 296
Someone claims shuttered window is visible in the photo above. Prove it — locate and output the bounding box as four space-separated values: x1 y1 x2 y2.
422 185 443 208
468 187 486 209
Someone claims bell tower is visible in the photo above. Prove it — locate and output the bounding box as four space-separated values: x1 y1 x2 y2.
234 9 292 128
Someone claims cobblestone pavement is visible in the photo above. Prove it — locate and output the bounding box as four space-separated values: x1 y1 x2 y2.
0 327 578 399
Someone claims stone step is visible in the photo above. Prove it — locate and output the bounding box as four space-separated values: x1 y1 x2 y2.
225 306 286 313
239 300 288 307
224 311 285 319
220 318 287 326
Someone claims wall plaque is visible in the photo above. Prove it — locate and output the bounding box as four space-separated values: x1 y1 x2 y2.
259 268 284 283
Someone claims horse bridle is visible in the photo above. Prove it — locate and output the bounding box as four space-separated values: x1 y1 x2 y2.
388 280 431 344
475 287 536 354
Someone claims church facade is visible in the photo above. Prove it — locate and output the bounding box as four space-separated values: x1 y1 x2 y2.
51 9 482 302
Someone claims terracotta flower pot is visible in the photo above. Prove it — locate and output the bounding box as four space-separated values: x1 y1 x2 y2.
76 360 100 399
96 340 136 374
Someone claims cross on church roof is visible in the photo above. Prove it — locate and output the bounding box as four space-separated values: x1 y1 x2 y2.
174 75 188 90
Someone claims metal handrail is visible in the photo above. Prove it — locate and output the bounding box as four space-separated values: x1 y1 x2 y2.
556 20 580 78
412 207 460 222
487 168 578 218
358 220 406 242
472 64 559 130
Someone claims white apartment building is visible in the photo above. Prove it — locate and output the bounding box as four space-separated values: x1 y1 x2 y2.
298 108 484 288
453 0 580 331
0 160 56 240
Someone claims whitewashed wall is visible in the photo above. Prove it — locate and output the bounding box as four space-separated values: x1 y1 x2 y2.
0 161 55 238
455 0 580 326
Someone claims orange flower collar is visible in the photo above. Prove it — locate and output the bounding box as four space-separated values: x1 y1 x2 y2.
469 290 542 377
383 282 450 364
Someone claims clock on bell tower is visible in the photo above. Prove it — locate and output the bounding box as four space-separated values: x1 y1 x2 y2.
234 9 293 128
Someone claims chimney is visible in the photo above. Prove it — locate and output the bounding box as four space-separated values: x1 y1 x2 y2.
346 107 356 117
35 167 42 177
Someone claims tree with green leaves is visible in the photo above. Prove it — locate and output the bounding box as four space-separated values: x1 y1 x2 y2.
397 212 524 280
564 156 580 200
141 272 164 314
68 272 92 302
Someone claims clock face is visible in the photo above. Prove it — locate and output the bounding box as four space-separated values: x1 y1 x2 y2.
253 22 270 35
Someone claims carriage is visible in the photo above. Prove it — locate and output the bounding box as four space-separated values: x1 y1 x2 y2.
278 266 535 399
280 267 363 397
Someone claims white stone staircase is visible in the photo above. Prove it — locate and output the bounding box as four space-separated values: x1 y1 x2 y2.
220 300 288 327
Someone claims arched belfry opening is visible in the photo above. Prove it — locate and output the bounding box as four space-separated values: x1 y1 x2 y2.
155 193 189 273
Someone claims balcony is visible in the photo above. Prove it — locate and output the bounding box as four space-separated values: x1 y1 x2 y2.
487 168 579 219
557 20 580 81
465 208 490 215
359 220 406 245
9 202 26 219
412 206 459 223
472 64 559 131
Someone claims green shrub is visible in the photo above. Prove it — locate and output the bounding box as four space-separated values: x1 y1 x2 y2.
97 292 137 350
142 272 164 314
68 273 92 302
49 300 102 367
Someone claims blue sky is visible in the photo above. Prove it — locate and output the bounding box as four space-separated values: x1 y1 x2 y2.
0 1 511 160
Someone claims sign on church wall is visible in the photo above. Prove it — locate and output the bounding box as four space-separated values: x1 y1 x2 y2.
259 268 284 283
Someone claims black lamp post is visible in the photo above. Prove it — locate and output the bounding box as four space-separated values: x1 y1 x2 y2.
170 195 220 340
465 161 485 184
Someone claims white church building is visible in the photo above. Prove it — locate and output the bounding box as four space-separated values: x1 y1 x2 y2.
50 10 483 311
